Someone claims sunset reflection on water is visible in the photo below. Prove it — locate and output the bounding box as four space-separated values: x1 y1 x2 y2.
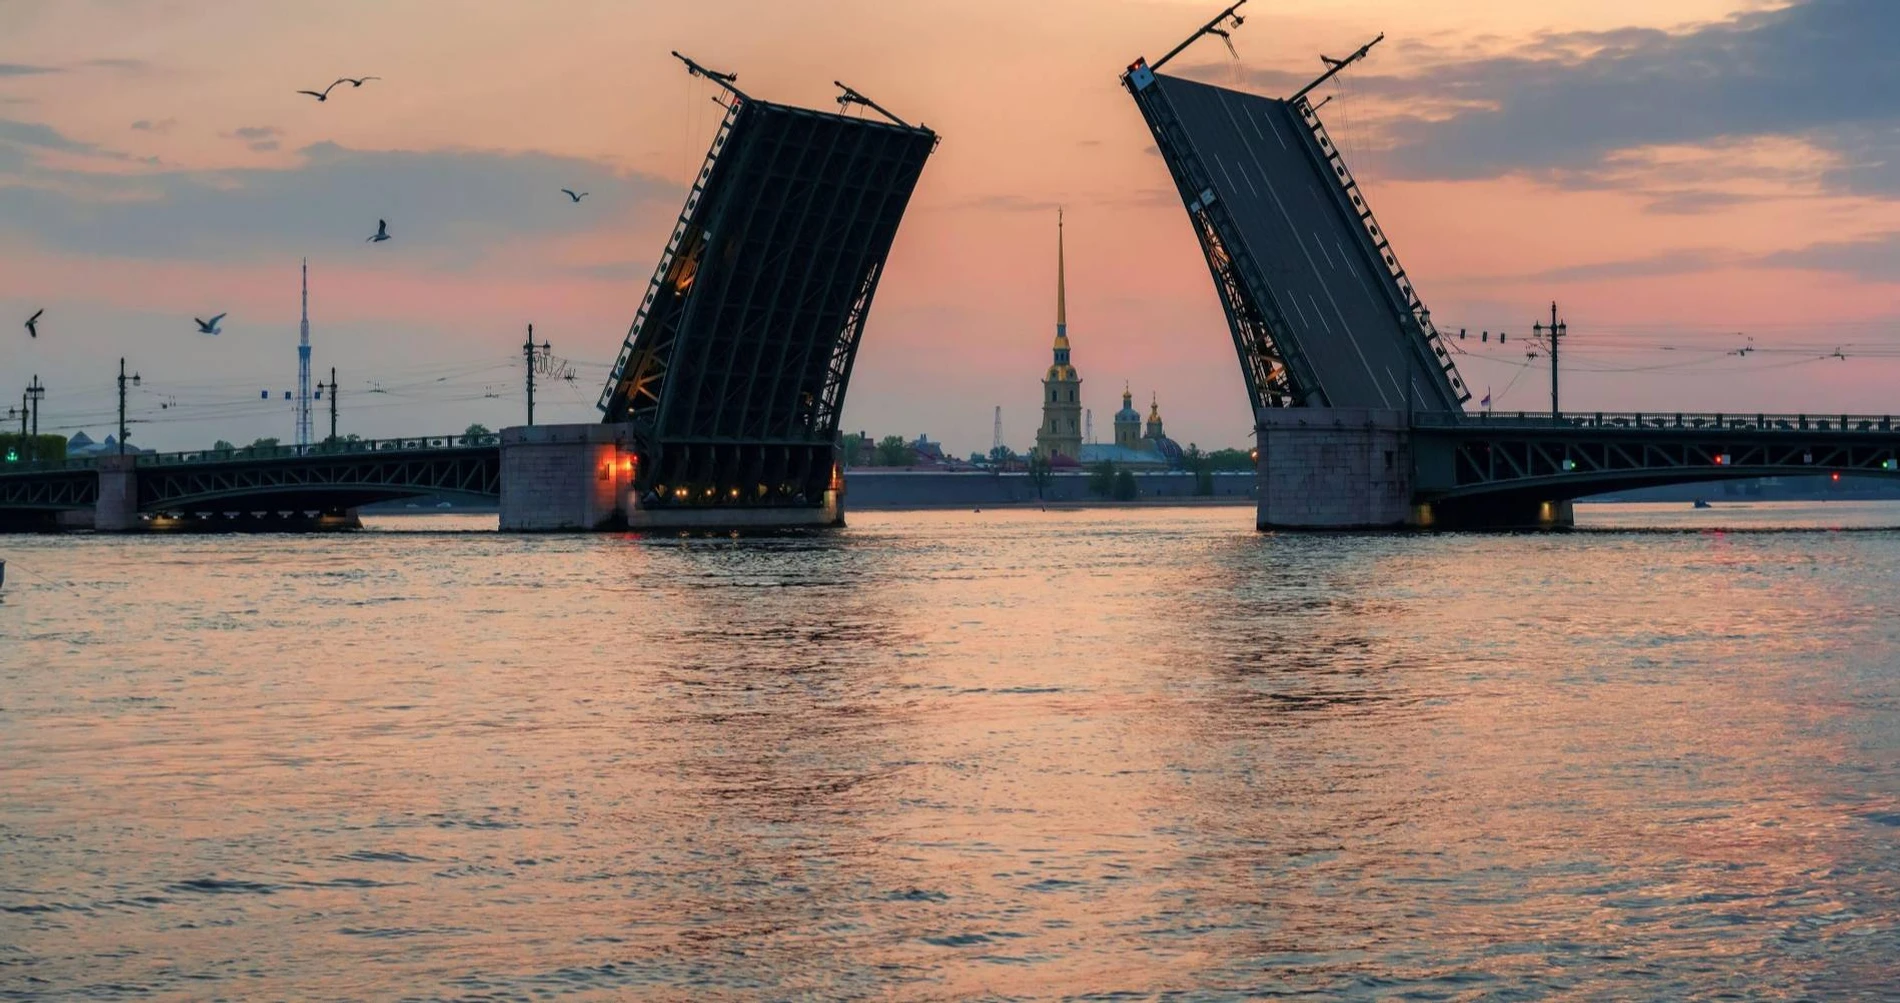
2 507 1897 998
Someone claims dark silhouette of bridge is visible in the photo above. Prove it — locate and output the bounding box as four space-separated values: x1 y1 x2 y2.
594 53 937 520
4 22 1897 533
0 436 498 531
1 53 938 533
1122 7 1899 527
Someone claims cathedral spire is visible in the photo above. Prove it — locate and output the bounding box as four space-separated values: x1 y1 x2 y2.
1055 207 1066 343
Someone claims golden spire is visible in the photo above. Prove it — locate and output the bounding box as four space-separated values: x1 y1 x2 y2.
1055 207 1066 342
1149 392 1161 422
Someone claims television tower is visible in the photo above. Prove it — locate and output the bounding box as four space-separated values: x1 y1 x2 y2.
296 258 312 447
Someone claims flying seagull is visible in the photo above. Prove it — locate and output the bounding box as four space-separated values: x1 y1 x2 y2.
340 76 380 88
296 79 347 102
561 189 588 203
24 308 42 338
367 218 390 243
195 313 226 335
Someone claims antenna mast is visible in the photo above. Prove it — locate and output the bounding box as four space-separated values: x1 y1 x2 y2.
992 406 1003 459
1291 33 1384 103
1150 1 1249 72
834 82 912 128
296 258 312 450
670 51 750 103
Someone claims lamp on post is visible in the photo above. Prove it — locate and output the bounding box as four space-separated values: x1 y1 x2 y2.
117 358 141 455
523 325 552 427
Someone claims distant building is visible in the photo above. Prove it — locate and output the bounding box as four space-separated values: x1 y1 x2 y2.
1079 386 1180 471
909 434 947 465
1024 211 1179 471
66 431 150 457
1034 210 1083 464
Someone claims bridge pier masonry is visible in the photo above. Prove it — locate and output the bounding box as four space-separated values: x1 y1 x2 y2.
497 423 844 532
1254 408 1574 532
93 454 141 532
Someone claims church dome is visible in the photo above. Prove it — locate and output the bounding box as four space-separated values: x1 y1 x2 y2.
1114 387 1141 424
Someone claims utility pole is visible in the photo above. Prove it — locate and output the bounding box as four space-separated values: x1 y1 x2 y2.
523 324 549 426
315 367 339 441
117 357 140 455
1533 301 1568 419
26 375 44 438
24 375 44 463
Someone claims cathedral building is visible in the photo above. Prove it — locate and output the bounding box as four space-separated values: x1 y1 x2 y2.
1034 210 1083 462
1032 211 1181 471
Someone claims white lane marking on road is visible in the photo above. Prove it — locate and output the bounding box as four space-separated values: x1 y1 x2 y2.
1262 110 1289 150
1314 232 1335 270
1214 153 1239 195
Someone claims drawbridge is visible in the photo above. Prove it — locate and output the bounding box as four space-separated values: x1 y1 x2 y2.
1122 6 1470 415
598 55 937 511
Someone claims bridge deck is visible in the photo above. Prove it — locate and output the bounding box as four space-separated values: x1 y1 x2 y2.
595 84 936 511
1128 65 1467 413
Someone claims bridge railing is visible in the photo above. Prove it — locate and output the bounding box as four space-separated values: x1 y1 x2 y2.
1420 411 1899 433
6 433 502 472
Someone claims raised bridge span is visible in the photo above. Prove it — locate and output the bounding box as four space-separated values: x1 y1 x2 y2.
1120 8 1898 528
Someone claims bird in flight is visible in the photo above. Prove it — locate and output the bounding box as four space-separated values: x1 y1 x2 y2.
195 313 226 335
561 189 588 203
296 79 348 102
367 219 390 243
340 76 380 88
24 308 42 338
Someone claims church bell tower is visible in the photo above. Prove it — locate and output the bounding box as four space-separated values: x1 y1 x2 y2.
1034 209 1083 462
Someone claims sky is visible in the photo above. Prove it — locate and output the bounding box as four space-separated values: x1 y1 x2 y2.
2 0 1897 455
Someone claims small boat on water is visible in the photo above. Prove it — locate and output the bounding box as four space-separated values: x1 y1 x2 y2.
1693 499 1712 509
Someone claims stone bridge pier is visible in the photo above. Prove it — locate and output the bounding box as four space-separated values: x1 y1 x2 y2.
1254 408 1574 531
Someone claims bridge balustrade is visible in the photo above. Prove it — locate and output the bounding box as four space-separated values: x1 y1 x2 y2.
1415 411 1897 433
1 433 502 474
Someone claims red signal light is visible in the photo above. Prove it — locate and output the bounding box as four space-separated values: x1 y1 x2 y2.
1832 472 1841 482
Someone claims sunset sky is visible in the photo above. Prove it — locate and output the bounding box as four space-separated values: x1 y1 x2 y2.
2 0 1896 454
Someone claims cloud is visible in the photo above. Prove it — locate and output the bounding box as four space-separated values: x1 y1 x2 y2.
1522 248 1736 282
1255 0 1900 199
83 58 150 73
0 64 60 77
0 124 675 269
225 125 283 152
0 117 99 154
131 118 178 134
1761 232 1900 282
939 193 1063 213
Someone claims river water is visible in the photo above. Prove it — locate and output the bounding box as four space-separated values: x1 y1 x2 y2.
3 505 1898 1000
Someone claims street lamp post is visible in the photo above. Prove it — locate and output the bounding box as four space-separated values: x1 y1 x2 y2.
1533 301 1568 420
117 358 141 455
523 325 550 427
